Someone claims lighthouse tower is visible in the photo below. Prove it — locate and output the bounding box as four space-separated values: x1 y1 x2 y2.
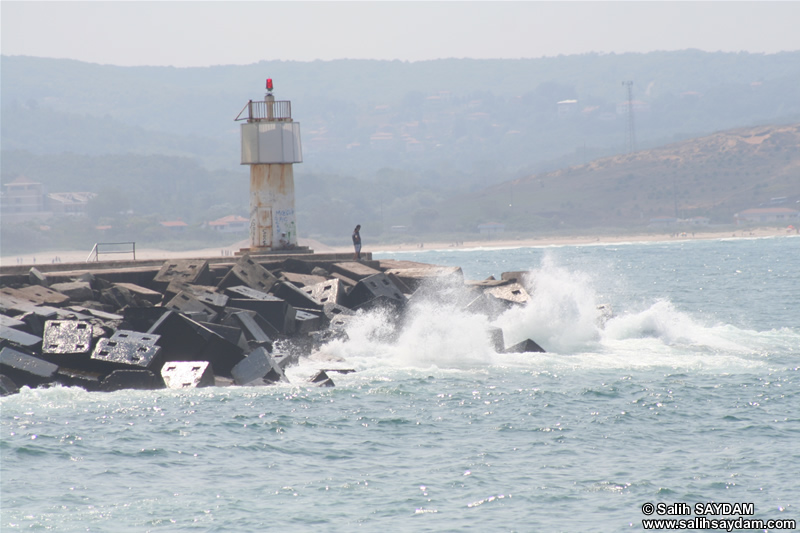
235 79 304 252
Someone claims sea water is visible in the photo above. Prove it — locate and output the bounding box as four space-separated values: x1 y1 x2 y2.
2 236 798 532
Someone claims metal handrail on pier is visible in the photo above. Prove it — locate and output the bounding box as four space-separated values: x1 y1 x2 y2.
86 242 136 262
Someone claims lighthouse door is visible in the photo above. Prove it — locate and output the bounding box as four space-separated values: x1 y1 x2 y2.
253 206 273 248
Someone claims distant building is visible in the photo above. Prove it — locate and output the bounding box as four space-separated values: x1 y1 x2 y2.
1 176 47 222
370 131 395 150
208 215 248 233
48 192 97 216
160 220 188 231
648 217 679 227
649 216 710 227
405 138 424 153
478 222 505 235
1 176 95 223
557 99 578 117
734 208 800 225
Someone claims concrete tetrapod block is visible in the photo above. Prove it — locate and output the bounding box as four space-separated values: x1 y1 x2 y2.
99 285 136 310
465 279 513 289
231 347 288 386
28 267 49 287
0 315 26 329
485 282 530 305
294 309 323 334
1 286 71 307
17 310 56 337
383 266 464 293
101 370 164 392
270 281 323 311
161 361 215 389
113 282 164 305
49 281 95 303
67 307 124 321
227 298 296 336
0 294 36 315
200 321 248 350
165 291 219 323
280 271 327 288
308 309 354 346
0 374 20 396
153 259 212 287
187 288 229 310
223 285 274 301
330 272 358 291
465 292 510 321
90 338 163 371
225 311 274 347
503 338 546 354
500 271 533 286
323 302 355 320
42 320 94 355
330 262 382 282
110 329 160 345
376 259 433 271
309 370 335 387
302 279 345 307
166 282 229 309
217 254 278 293
279 257 315 275
147 311 244 377
0 346 59 388
385 273 413 295
121 307 171 333
271 349 300 371
22 285 73 305
0 324 42 349
346 273 406 310
311 266 330 277
55 367 104 391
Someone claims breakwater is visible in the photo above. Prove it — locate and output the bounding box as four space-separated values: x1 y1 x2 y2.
0 251 543 395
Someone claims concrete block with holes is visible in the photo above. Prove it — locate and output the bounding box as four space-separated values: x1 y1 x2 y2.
42 320 94 356
216 254 278 293
90 337 163 370
161 361 215 389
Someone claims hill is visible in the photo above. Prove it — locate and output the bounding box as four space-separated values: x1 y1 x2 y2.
435 123 800 230
3 51 800 180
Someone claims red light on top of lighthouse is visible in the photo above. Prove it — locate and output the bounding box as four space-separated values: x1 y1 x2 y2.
266 78 274 92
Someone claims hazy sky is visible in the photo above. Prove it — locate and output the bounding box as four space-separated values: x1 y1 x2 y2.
2 1 799 67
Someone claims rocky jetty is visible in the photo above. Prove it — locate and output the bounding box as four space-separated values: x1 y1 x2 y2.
0 254 544 395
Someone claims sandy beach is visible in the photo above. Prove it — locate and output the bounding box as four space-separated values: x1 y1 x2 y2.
1 227 795 268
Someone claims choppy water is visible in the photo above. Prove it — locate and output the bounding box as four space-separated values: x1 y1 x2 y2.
2 236 798 532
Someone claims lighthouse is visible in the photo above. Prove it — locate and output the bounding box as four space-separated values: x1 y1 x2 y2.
235 79 304 252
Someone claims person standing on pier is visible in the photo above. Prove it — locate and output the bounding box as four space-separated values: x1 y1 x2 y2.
352 224 362 260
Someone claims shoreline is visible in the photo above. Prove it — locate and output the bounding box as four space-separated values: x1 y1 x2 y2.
1 227 795 267
368 227 796 254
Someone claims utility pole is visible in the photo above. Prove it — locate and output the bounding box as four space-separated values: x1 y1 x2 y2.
622 81 636 154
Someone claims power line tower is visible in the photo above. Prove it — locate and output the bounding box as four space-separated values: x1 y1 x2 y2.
622 81 636 153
